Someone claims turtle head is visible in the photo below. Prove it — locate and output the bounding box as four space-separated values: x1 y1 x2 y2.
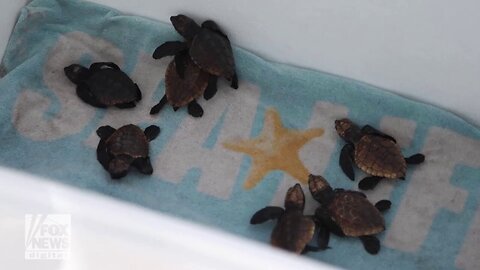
285 184 305 210
64 64 90 85
308 175 334 205
335 118 361 143
170 14 201 40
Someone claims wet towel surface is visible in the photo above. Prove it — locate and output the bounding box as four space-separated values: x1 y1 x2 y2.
1 0 480 269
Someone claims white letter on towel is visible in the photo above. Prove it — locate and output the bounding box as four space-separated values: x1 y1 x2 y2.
13 32 124 141
385 127 480 252
153 83 260 199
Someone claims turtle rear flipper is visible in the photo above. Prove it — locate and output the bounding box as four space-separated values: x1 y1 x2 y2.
133 157 153 175
144 125 160 141
187 100 204 117
153 41 187 59
64 64 90 84
405 153 425 164
250 206 284 224
374 200 391 212
359 235 380 254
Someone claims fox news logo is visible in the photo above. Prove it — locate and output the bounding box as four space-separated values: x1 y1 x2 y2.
25 214 71 260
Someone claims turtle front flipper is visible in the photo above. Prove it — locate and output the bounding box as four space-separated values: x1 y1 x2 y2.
359 235 380 255
250 206 284 224
358 176 383 190
361 125 397 143
153 41 187 60
174 51 189 78
150 95 168 115
316 223 331 250
90 62 120 71
133 157 153 175
203 75 218 100
405 153 425 164
301 245 320 254
314 206 344 237
135 84 142 101
144 125 160 141
201 20 228 39
374 200 391 212
96 125 116 139
64 64 90 84
340 143 355 181
187 100 204 117
230 73 239 89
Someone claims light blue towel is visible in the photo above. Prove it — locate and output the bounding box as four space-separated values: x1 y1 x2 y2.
1 0 479 269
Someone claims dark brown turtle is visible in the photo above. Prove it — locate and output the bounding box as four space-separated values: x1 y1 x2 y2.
308 175 391 254
150 54 210 117
152 14 238 101
64 62 142 108
335 118 425 190
250 184 318 254
96 124 160 179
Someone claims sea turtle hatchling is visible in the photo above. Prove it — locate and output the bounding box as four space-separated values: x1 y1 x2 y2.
335 118 425 190
308 175 391 255
96 124 160 179
64 62 142 108
153 14 238 100
250 184 318 254
150 54 210 117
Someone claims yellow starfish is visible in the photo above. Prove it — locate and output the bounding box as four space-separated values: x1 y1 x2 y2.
223 108 324 189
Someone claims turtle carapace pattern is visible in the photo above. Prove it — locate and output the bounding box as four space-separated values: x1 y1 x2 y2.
64 62 142 108
335 118 425 190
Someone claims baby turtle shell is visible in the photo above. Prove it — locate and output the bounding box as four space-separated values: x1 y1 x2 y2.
328 191 385 237
150 55 210 118
250 184 317 254
152 15 238 102
354 135 406 179
308 175 391 255
335 118 425 190
96 124 160 179
64 62 142 108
